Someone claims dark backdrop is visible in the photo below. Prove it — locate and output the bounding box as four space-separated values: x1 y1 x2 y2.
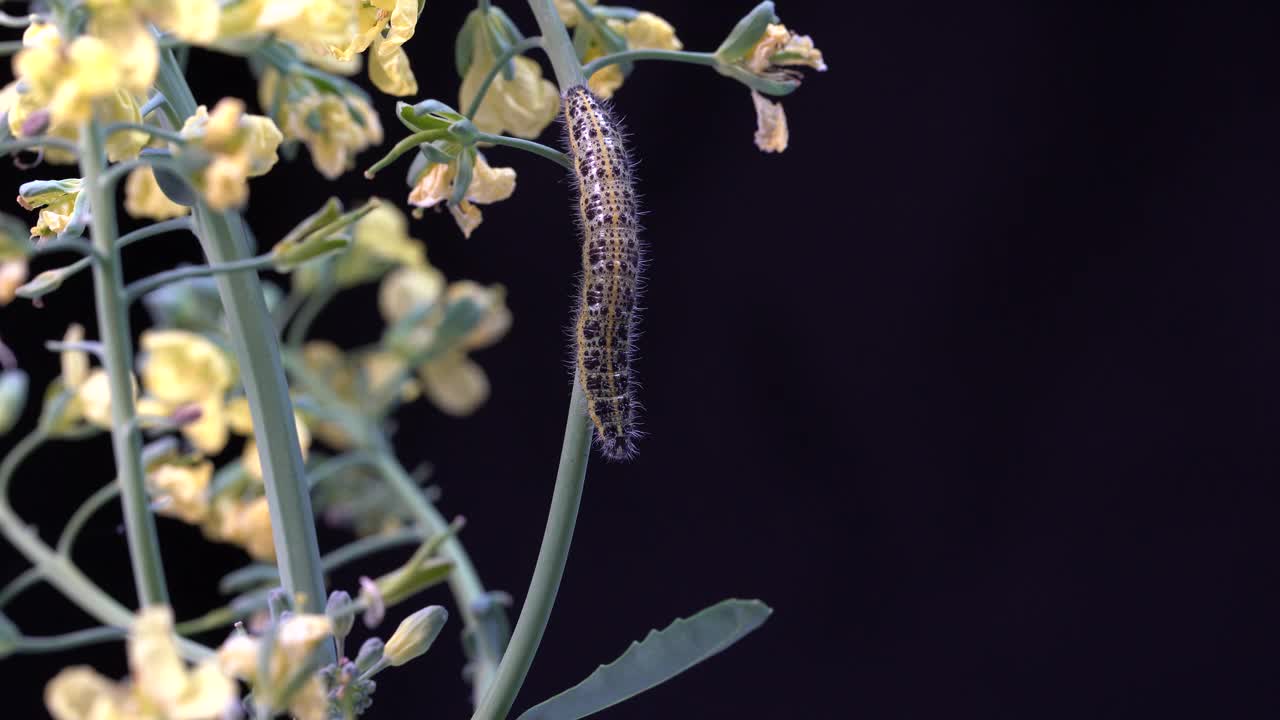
5 1 1280 718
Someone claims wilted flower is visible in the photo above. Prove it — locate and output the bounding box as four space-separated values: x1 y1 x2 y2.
17 179 85 240
583 11 684 99
408 152 516 238
716 16 826 153
55 323 138 430
554 0 597 27
333 0 424 96
44 607 237 720
147 457 215 524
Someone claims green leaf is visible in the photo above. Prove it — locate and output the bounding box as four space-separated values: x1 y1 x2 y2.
517 599 772 720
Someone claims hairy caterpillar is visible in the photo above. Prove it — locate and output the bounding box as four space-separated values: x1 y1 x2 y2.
562 85 643 461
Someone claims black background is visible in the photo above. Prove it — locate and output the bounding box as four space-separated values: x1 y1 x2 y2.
5 1 1280 718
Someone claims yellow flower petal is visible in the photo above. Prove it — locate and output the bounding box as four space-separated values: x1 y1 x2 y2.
619 12 682 51
148 459 214 524
61 323 89 388
128 607 188 709
45 666 117 720
467 153 517 205
378 265 446 324
140 330 235 404
449 201 484 239
461 56 560 139
368 39 418 97
407 162 455 210
0 260 27 305
124 166 189 221
420 353 490 416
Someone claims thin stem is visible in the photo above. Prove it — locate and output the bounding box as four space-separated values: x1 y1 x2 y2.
466 36 545 119
0 567 43 608
471 378 592 720
101 122 187 146
529 0 587 88
16 626 127 654
364 129 447 178
370 451 507 705
34 237 97 258
219 527 426 595
124 253 276 303
0 431 213 660
285 280 337 348
58 480 121 556
582 48 719 78
0 135 79 157
476 132 574 171
118 216 194 249
82 119 170 608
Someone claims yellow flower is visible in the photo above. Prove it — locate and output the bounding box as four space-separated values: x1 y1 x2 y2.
751 90 788 153
0 261 27 305
332 0 422 96
584 11 683 99
554 0 596 27
45 607 236 720
181 100 284 209
124 166 190 221
459 41 559 138
379 264 446 326
260 69 384 180
217 614 332 719
147 458 214 525
444 280 512 351
408 152 516 238
10 20 155 136
207 494 276 560
136 329 236 454
419 352 490 417
125 0 222 44
53 324 138 430
17 179 82 240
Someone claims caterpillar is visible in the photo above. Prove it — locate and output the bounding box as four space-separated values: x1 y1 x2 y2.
562 85 643 461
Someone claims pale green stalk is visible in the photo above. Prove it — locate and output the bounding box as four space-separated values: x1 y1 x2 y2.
468 4 594 718
82 120 169 607
582 48 718 77
153 49 332 639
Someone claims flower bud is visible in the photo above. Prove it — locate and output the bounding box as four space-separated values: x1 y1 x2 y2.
715 1 778 62
354 637 385 675
15 266 75 301
383 606 448 667
326 590 355 642
271 198 379 271
0 369 28 435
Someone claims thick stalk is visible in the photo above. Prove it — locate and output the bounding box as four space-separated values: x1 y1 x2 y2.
192 208 329 623
471 379 592 720
82 120 169 607
154 48 331 636
529 0 587 88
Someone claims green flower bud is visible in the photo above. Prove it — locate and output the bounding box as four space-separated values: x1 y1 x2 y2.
354 637 385 675
383 606 448 667
0 369 28 436
16 265 76 301
370 558 454 609
326 590 355 642
715 1 778 63
272 198 379 271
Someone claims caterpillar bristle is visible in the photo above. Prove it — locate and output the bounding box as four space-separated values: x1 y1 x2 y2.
561 85 644 462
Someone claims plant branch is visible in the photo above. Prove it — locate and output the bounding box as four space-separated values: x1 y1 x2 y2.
82 119 170 608
476 132 574 171
466 36 545 119
123 253 276 303
582 48 719 78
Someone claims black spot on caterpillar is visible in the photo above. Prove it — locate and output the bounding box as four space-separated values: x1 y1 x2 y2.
562 85 642 461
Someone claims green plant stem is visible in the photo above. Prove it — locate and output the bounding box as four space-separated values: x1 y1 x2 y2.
117 216 194 249
466 36 544 118
530 0 587 88
471 378 592 720
154 49 332 651
57 480 120 555
82 119 170 608
17 626 127 653
101 122 187 145
219 527 425 595
192 208 331 622
0 135 79 157
468 6 593 719
475 132 574 171
0 567 42 608
582 48 719 78
123 252 276 302
0 431 213 660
